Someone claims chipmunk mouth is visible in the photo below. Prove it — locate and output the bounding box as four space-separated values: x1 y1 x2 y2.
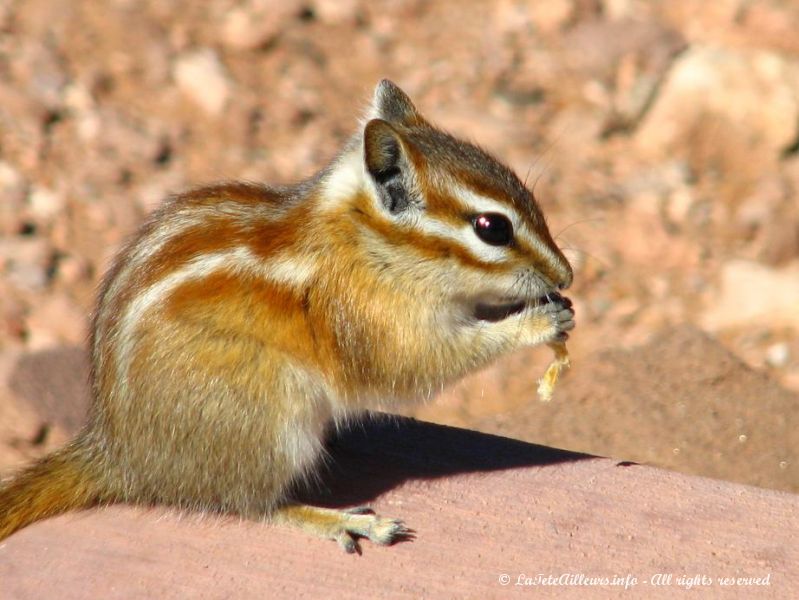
473 293 559 322
473 299 527 322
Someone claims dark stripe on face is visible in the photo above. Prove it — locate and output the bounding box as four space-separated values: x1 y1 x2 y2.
412 186 566 284
349 193 514 274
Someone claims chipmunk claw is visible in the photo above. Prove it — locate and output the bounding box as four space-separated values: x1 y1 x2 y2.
535 293 575 339
337 531 362 554
332 508 414 553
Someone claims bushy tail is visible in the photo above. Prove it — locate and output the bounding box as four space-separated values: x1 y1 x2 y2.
0 441 103 541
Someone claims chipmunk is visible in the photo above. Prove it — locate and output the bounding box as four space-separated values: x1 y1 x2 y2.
0 80 574 553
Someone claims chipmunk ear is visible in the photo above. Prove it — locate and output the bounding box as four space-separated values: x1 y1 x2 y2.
364 118 416 213
369 80 423 126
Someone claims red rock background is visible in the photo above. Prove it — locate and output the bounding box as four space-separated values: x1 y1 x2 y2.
1 1 797 493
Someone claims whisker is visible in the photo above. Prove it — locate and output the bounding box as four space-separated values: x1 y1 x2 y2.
522 129 566 191
508 274 528 345
523 164 534 188
558 246 610 269
553 217 606 241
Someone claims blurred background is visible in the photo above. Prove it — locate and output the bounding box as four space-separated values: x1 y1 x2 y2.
0 1 797 493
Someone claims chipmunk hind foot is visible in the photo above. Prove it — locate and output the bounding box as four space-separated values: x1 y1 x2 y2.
272 504 414 554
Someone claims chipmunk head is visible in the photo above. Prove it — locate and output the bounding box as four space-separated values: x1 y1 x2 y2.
322 80 573 324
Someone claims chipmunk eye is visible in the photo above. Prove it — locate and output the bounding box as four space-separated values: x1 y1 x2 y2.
472 212 513 246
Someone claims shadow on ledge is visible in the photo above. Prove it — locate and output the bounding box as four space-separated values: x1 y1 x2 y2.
8 347 591 511
295 412 590 508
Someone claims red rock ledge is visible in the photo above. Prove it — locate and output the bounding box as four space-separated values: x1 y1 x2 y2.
1 416 796 599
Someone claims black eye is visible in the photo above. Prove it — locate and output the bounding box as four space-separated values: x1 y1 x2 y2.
472 212 513 246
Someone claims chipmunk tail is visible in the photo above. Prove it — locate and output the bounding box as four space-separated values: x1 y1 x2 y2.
0 439 105 541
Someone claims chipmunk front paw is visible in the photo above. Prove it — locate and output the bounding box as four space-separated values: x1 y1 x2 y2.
535 293 575 342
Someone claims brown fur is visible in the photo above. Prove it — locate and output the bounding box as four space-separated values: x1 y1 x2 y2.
0 81 573 552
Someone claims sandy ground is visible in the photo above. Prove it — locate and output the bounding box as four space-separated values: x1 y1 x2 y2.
0 0 797 494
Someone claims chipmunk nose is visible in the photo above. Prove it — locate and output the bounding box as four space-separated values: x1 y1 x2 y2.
557 263 573 290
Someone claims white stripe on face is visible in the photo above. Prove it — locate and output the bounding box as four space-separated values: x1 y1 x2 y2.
447 183 563 271
410 215 512 264
389 182 523 266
